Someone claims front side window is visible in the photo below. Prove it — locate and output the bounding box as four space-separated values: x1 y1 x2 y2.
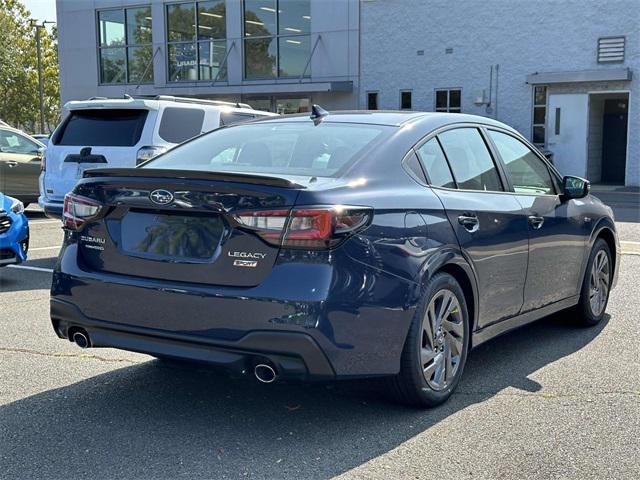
488 130 555 195
97 7 153 84
416 138 455 188
244 0 311 79
167 1 227 82
0 130 40 154
435 89 461 113
438 128 503 191
144 121 391 177
532 85 547 145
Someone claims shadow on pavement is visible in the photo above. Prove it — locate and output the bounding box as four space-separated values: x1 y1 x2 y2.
0 257 56 293
0 313 608 479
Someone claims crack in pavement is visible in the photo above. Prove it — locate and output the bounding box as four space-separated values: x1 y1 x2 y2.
0 346 143 364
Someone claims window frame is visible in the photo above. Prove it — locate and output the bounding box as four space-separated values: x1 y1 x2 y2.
483 126 561 197
242 0 311 80
531 85 547 146
366 91 379 110
96 5 154 85
410 123 511 194
165 0 228 83
400 90 412 110
434 88 462 113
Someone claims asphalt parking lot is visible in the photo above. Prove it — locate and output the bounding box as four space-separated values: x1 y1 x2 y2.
1 199 639 480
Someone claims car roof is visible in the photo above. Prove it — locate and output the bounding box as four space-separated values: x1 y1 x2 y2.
257 110 517 131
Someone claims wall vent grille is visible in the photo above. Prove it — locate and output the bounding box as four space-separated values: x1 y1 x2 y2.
598 37 625 63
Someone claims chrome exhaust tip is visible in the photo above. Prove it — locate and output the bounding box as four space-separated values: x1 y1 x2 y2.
254 363 277 384
72 330 90 349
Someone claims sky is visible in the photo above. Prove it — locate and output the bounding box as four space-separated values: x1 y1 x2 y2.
22 0 57 23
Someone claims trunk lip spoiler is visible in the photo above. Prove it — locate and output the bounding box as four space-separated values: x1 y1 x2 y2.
82 168 307 189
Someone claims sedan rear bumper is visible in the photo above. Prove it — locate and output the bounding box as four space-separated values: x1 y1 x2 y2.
51 298 336 380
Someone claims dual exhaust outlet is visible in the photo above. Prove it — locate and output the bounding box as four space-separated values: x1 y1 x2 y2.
70 328 279 384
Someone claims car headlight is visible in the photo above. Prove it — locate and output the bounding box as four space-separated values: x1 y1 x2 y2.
7 196 25 215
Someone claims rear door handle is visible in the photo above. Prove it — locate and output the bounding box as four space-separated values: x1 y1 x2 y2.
458 214 479 233
6 161 18 168
528 215 544 229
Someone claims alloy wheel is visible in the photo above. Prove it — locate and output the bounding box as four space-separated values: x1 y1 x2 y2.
589 250 610 317
420 289 464 391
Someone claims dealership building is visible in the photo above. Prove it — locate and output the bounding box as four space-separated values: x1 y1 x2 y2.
56 0 638 186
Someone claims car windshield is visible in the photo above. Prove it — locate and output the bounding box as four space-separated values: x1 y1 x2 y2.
143 121 391 177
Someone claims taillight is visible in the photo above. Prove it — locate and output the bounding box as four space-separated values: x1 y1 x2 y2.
136 146 167 165
40 151 46 172
234 206 371 250
63 193 103 230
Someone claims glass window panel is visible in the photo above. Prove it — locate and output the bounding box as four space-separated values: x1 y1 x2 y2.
158 107 205 143
533 126 545 145
244 0 276 36
168 43 198 81
367 92 378 110
198 1 226 40
489 130 555 195
438 128 503 191
167 3 196 42
198 40 227 80
449 108 461 113
126 6 152 45
127 46 153 83
244 37 277 79
533 106 546 125
275 98 310 114
99 47 126 84
244 98 272 112
534 86 547 106
57 109 148 146
449 89 461 109
278 0 311 35
435 90 448 109
401 91 412 110
98 10 125 46
404 153 427 183
278 35 310 77
416 139 455 188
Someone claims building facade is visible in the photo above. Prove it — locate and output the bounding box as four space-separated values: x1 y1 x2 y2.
57 0 360 114
360 0 638 186
56 0 638 186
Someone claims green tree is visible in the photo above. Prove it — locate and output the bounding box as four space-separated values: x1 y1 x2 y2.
0 0 60 133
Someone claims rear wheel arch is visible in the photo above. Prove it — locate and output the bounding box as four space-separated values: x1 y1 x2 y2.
437 263 477 338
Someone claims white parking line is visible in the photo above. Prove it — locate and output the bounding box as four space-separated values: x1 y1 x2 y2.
28 246 61 251
7 265 54 273
29 219 60 225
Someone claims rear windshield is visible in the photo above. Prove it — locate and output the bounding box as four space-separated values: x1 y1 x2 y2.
143 121 390 177
53 109 148 147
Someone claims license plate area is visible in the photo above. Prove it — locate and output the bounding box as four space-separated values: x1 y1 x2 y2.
120 211 225 262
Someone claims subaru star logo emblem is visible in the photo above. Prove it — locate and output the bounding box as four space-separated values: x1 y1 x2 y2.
149 189 174 205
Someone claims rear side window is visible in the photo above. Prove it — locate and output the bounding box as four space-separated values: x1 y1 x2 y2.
219 112 255 126
438 128 503 191
54 109 148 146
416 138 455 188
158 107 205 143
144 122 391 177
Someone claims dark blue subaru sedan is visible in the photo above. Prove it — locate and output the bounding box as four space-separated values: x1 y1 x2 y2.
51 110 619 406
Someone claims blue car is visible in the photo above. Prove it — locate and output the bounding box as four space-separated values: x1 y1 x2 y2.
0 192 29 267
50 110 619 407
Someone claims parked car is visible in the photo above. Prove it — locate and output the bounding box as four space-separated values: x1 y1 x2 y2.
0 192 29 267
32 134 50 146
39 95 276 218
50 110 619 407
0 125 45 207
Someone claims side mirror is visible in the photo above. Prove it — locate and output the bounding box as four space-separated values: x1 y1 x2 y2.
562 175 590 200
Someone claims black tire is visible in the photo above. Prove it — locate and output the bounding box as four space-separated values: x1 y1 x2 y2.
388 272 470 408
573 238 612 326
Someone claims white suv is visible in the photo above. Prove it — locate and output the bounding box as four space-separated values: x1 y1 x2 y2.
39 95 275 218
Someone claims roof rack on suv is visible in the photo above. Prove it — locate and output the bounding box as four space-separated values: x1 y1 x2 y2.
81 95 253 110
